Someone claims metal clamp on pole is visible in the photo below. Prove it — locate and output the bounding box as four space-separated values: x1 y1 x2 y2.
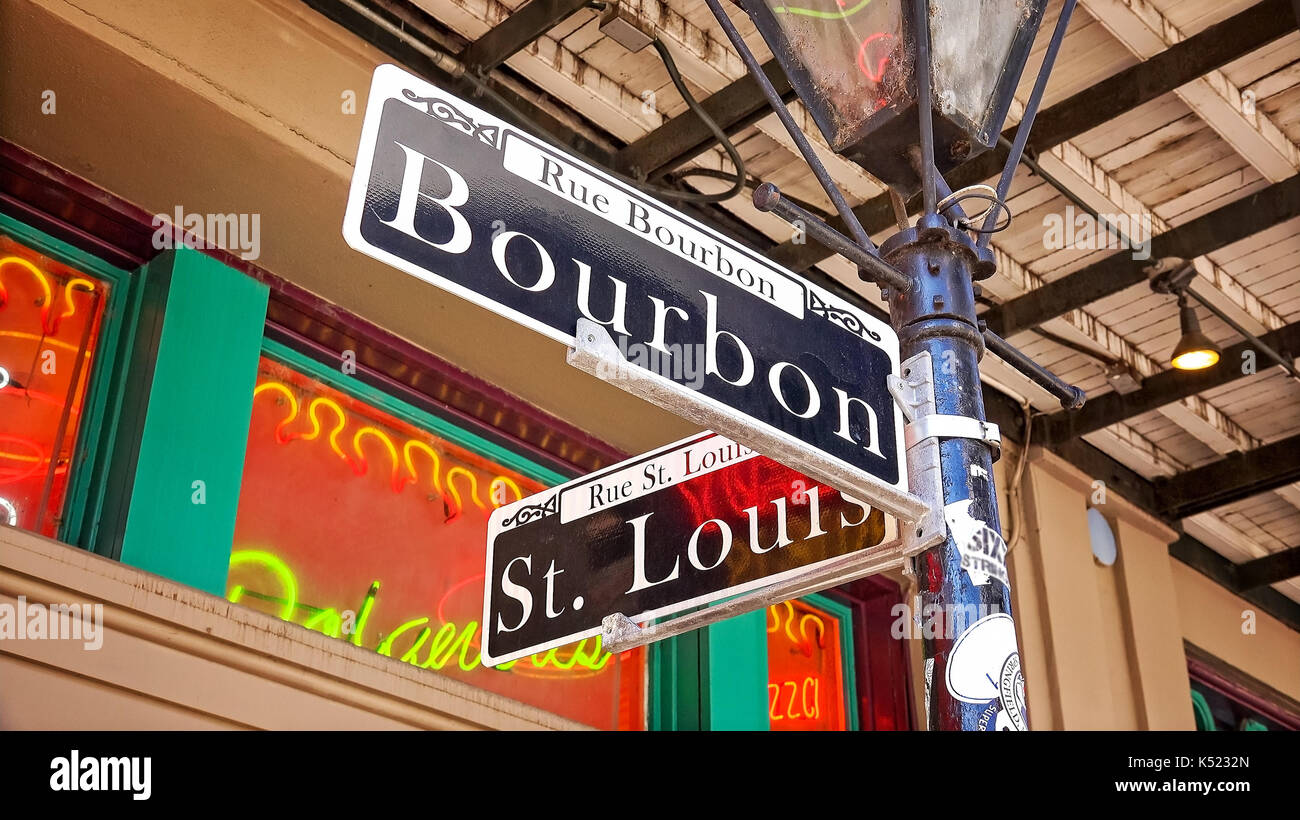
887 351 947 556
904 414 1001 460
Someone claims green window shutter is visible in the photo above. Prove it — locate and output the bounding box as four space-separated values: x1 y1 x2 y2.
653 608 770 731
703 610 770 730
102 247 268 594
1190 689 1216 731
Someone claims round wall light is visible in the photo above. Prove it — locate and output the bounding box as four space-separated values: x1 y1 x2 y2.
1087 507 1117 567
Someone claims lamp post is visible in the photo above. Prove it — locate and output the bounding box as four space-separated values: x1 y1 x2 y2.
701 0 1085 730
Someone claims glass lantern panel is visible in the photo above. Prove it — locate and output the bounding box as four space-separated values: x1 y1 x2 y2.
930 0 1033 141
760 0 908 150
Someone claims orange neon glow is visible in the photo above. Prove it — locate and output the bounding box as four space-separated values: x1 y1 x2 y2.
767 599 844 730
488 476 522 508
251 379 530 521
0 257 96 335
252 382 298 443
401 439 443 497
352 426 402 490
445 466 485 520
0 435 47 484
0 332 93 354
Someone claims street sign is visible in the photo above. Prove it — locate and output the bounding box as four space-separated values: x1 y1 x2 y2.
343 64 909 513
479 432 887 666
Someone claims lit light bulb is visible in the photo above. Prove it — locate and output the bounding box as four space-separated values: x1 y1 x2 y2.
0 365 9 390
1171 349 1220 371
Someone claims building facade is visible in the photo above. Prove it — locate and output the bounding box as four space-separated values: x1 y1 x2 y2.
1 0 1297 730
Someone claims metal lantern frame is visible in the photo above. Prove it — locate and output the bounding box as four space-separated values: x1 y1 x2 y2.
700 0 1085 732
744 0 1052 193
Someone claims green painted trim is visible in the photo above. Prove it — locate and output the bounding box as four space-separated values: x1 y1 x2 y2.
805 592 860 731
1191 688 1216 731
0 213 135 548
115 248 269 595
702 609 770 730
650 631 704 731
259 338 568 488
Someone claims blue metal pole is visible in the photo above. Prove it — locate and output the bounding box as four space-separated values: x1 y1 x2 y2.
884 224 1028 732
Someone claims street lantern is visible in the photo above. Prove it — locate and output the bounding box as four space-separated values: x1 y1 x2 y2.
701 0 1084 733
746 0 1050 193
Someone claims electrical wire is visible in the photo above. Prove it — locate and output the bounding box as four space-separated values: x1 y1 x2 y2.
336 0 745 204
641 38 746 204
1003 397 1035 556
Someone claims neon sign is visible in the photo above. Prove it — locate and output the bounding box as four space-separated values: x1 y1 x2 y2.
252 380 524 520
772 0 877 20
767 598 846 730
0 240 106 536
232 357 645 729
856 32 895 83
0 255 96 335
227 548 612 677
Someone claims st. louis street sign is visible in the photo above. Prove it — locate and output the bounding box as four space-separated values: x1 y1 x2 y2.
480 432 885 666
343 64 906 503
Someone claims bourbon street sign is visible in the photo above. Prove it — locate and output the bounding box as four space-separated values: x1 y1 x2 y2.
343 65 909 512
480 432 886 666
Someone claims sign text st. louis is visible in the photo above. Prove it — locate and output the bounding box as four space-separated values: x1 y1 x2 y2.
343 65 908 511
480 433 886 665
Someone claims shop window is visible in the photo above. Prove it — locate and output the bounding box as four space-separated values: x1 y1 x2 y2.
767 595 856 730
1191 681 1284 731
0 232 110 537
226 347 645 729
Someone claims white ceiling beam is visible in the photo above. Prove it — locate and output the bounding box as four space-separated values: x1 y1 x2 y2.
1008 100 1286 335
619 0 885 204
1079 0 1300 182
411 0 664 141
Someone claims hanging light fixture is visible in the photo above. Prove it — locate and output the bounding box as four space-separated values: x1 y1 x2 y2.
1170 292 1221 371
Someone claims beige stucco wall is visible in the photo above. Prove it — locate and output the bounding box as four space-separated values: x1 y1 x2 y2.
0 0 702 459
1000 446 1300 729
0 525 584 730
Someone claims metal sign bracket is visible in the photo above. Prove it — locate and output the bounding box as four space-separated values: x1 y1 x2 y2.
600 535 909 654
567 323 948 654
567 319 931 526
887 351 948 557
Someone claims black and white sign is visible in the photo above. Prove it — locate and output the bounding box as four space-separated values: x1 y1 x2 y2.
480 432 885 665
344 64 906 497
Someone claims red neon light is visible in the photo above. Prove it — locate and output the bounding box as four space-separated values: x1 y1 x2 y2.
0 256 96 335
767 599 845 730
856 32 894 83
0 435 47 484
252 380 531 521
